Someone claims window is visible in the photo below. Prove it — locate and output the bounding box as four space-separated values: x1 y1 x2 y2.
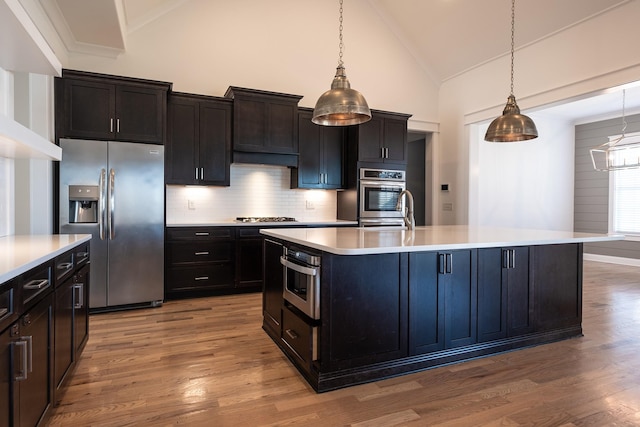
610 134 640 237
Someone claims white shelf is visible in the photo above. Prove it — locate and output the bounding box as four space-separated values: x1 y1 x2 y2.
0 113 61 160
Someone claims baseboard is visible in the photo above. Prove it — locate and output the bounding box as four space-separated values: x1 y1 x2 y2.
583 253 640 267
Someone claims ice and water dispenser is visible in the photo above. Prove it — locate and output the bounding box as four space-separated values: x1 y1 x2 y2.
69 185 99 223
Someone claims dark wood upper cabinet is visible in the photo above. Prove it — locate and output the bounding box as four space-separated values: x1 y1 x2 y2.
348 109 411 167
292 108 345 189
225 86 302 166
56 70 171 144
166 92 232 186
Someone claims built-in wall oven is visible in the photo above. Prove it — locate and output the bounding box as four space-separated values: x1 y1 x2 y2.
281 246 321 320
359 168 406 227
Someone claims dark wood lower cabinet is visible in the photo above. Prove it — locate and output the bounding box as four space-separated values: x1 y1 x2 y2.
263 242 585 392
262 239 284 340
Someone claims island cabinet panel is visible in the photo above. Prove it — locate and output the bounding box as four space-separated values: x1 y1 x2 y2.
477 246 533 343
262 239 284 340
322 253 408 371
408 250 477 355
533 243 582 332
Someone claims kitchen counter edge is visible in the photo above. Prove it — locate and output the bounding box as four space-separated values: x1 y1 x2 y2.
259 226 625 255
166 220 358 227
0 234 91 283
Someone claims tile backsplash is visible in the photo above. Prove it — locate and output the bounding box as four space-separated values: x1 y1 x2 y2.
166 164 338 224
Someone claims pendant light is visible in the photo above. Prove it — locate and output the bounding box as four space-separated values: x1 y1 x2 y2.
312 0 371 126
485 0 538 142
590 89 640 171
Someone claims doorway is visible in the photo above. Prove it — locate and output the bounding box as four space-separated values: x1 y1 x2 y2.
406 131 432 226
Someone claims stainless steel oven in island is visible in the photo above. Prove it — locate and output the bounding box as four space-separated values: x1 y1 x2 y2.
59 138 164 310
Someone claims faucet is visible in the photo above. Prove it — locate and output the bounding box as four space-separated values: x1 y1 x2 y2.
396 189 415 230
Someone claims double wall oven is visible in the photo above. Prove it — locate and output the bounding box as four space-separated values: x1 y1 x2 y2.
359 168 406 226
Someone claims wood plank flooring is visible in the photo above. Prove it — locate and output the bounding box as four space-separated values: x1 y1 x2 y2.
48 261 640 426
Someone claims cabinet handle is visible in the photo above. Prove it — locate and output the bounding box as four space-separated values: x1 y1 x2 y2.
509 249 516 269
380 147 385 158
24 279 49 290
57 262 73 271
195 168 199 180
503 249 516 269
14 340 28 381
384 147 389 158
439 253 453 274
194 251 209 256
0 308 8 318
110 118 114 133
285 329 298 340
194 276 209 281
74 283 84 309
195 232 209 236
116 118 120 133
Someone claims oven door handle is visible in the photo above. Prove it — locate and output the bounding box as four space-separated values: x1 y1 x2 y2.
280 257 318 276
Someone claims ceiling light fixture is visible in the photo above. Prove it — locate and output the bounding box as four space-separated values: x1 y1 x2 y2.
312 0 371 127
485 0 538 142
590 89 640 171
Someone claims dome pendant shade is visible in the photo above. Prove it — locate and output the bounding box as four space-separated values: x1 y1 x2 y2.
312 66 371 126
484 95 538 142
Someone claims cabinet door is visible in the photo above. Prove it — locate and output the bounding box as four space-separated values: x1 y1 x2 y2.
296 111 323 188
477 248 507 342
409 252 444 355
534 244 582 332
383 117 407 164
17 295 53 427
54 279 74 396
74 265 90 354
322 126 344 189
356 115 384 162
236 235 263 289
267 100 299 153
115 85 166 143
263 239 284 338
506 247 533 336
325 253 407 370
442 250 477 348
199 100 231 186
166 97 198 184
0 326 11 427
63 79 115 140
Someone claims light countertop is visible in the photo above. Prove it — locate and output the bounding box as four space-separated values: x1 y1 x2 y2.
0 234 91 283
260 225 624 255
167 220 358 227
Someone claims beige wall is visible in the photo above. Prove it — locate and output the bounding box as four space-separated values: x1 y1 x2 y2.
65 0 439 132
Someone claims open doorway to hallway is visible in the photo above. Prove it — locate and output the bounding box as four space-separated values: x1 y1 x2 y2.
406 131 433 226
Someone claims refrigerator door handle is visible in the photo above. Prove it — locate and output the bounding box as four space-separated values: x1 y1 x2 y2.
108 168 116 240
99 168 107 240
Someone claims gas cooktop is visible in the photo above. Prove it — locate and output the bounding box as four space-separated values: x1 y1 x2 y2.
235 217 297 223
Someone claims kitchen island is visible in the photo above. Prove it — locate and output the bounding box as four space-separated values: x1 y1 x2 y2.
260 226 623 392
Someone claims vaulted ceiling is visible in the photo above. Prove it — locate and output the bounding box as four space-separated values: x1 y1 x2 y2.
36 0 639 120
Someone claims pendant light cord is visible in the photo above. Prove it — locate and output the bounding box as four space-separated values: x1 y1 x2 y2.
510 0 515 97
338 0 344 68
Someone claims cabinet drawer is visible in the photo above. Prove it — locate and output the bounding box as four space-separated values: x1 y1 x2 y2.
282 306 318 367
237 227 262 238
167 265 234 292
167 227 233 241
22 262 53 307
74 242 90 267
0 279 17 331
167 241 234 265
55 250 75 284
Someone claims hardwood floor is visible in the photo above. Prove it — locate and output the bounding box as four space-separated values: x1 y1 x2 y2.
49 261 640 426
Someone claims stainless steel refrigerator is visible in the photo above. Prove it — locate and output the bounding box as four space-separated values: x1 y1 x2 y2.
59 138 164 310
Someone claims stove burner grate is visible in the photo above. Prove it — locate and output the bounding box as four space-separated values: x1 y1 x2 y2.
236 217 297 223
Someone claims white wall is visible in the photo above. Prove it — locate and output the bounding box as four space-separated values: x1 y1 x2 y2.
440 0 640 227
0 67 55 237
469 114 575 230
167 164 337 224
